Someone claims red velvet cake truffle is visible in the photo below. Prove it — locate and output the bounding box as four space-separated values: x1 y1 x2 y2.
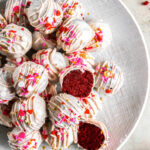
60 65 94 98
78 120 108 150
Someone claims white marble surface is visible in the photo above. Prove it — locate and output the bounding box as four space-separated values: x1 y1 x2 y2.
121 0 150 150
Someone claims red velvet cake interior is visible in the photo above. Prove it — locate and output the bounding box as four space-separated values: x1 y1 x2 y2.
78 121 105 150
62 69 94 97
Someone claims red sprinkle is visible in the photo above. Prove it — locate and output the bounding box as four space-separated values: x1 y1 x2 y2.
27 110 33 114
27 1 32 7
105 89 111 94
84 109 90 114
21 28 24 31
51 130 57 135
142 1 149 5
78 122 105 150
2 109 9 116
62 69 94 98
9 30 16 33
43 134 48 139
45 23 52 30
55 10 61 16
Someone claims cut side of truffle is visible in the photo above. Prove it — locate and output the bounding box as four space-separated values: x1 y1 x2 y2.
62 69 94 97
77 120 108 150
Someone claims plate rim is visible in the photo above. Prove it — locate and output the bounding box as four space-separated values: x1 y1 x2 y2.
117 0 150 149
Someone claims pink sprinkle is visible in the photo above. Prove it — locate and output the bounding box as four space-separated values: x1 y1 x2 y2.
69 25 74 30
39 19 45 25
18 109 25 117
7 40 11 43
70 118 76 122
18 132 26 139
42 43 46 47
23 145 28 149
40 59 44 65
19 119 23 123
13 6 20 13
12 35 17 43
22 103 25 107
60 116 65 124
96 66 99 71
60 70 65 74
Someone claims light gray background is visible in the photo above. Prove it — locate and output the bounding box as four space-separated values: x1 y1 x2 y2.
121 0 150 150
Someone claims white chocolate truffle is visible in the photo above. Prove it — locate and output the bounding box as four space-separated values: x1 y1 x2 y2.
42 121 78 149
79 90 102 119
41 83 57 103
0 24 32 58
13 61 48 98
8 128 43 150
25 0 63 34
95 61 123 95
85 21 112 51
0 104 13 127
67 50 95 67
56 0 84 19
0 14 7 31
60 65 94 98
32 31 56 51
0 67 15 104
32 48 69 83
48 93 84 128
11 94 47 131
77 119 108 150
57 17 94 53
5 0 29 26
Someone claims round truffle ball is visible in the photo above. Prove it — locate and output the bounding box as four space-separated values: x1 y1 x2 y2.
8 128 43 150
0 24 32 58
84 21 112 51
48 93 84 128
57 17 94 53
25 0 63 34
11 94 47 131
95 61 124 95
60 65 94 98
42 120 78 149
13 61 48 98
77 119 108 150
5 0 29 26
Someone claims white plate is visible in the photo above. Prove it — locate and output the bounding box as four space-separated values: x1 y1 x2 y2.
0 0 149 150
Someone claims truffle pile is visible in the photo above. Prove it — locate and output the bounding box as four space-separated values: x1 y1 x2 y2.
0 0 124 150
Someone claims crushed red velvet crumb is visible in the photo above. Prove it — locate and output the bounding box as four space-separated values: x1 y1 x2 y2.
62 70 94 97
78 122 105 150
